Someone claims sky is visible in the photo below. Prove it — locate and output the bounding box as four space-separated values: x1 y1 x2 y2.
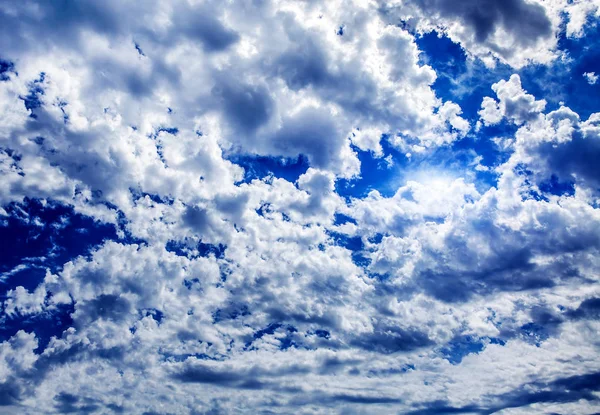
0 0 600 414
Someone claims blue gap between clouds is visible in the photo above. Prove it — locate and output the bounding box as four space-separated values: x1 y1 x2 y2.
416 31 511 120
130 187 175 205
327 230 371 268
166 239 229 290
538 175 575 197
228 153 310 184
515 165 576 200
520 321 555 347
19 73 46 119
415 23 600 193
416 31 513 188
0 58 16 81
212 304 250 323
441 335 506 365
0 198 120 352
336 140 408 200
0 198 118 292
166 240 226 260
244 322 299 351
417 23 600 122
520 19 600 120
332 213 357 226
0 302 75 354
335 137 501 201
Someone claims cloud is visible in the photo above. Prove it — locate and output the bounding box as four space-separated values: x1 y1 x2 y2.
406 371 600 414
484 371 600 413
566 297 600 320
480 77 600 192
478 74 546 126
0 0 471 185
0 0 598 414
349 324 433 354
557 0 600 37
413 0 552 44
584 71 598 85
383 0 559 67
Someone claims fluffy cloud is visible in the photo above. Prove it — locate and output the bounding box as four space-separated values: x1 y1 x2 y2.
584 71 599 84
382 0 557 67
384 0 600 68
480 75 600 193
478 74 547 126
0 0 470 190
0 1 599 414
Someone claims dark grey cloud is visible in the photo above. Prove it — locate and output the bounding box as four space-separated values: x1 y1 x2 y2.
53 392 101 414
490 371 600 412
272 107 344 169
174 365 261 389
78 294 132 324
413 204 600 303
0 382 21 406
533 127 600 190
410 0 552 46
566 298 600 320
0 0 239 57
171 363 307 393
179 9 240 52
212 78 274 133
273 37 331 91
182 206 213 234
0 1 124 54
349 324 433 354
407 372 600 414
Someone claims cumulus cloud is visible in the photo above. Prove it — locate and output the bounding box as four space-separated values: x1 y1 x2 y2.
382 0 558 67
480 75 600 192
584 71 598 84
384 0 600 68
0 1 599 414
552 0 600 38
411 0 553 46
478 74 547 126
0 0 470 189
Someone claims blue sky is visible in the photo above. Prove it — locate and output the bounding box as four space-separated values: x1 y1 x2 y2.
1 1 600 413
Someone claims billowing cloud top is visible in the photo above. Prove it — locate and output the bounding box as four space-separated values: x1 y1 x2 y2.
1 0 600 414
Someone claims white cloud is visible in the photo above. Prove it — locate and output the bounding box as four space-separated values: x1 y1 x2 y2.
479 74 547 126
545 0 600 38
584 71 598 85
481 77 600 192
383 0 561 68
0 1 598 414
383 0 600 69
